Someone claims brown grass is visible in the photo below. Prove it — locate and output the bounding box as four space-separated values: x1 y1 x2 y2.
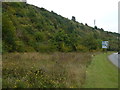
2 52 92 88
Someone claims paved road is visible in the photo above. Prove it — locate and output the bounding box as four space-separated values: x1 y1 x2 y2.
108 53 120 68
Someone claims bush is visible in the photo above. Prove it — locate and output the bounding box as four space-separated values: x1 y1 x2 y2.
35 32 46 42
15 41 25 52
76 45 88 52
59 42 72 52
24 46 35 52
36 44 56 52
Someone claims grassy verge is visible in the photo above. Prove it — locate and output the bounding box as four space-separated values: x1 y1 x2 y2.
2 52 92 88
83 52 118 88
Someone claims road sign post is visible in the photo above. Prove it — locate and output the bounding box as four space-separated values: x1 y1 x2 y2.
102 41 109 53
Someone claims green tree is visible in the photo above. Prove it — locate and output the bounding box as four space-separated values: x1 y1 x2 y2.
94 26 97 29
2 13 17 52
35 32 46 42
81 35 98 51
72 16 76 21
51 29 71 51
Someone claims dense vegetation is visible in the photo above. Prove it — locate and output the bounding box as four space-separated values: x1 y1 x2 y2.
2 2 120 53
3 52 91 88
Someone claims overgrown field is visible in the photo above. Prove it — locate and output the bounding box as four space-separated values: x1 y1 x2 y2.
2 52 92 88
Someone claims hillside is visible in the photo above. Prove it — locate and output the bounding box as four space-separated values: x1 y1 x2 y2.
2 2 120 52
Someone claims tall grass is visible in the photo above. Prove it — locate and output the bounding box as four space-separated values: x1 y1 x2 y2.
2 52 92 88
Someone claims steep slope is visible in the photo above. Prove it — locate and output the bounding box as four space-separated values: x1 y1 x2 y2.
2 2 119 52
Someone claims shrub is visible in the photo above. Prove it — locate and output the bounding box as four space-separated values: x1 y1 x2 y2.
15 41 25 52
36 44 56 52
24 46 35 52
76 45 88 52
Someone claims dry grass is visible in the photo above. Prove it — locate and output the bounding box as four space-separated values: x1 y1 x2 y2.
2 52 92 88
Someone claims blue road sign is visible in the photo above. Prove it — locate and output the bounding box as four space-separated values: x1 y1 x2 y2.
102 41 109 48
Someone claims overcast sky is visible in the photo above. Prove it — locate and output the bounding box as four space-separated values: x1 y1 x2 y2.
27 0 119 33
